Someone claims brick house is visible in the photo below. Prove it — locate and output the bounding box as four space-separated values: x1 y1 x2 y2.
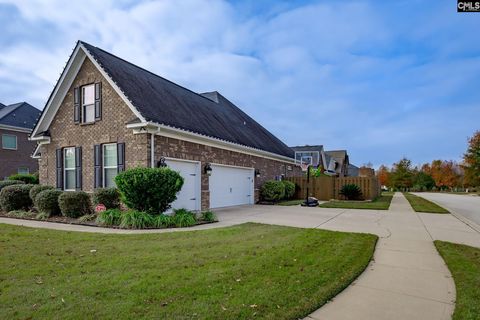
30 41 300 210
0 102 41 179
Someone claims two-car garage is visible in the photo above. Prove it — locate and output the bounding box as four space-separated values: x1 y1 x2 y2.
165 158 254 211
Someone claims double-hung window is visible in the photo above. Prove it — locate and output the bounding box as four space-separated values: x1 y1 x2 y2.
82 84 95 123
2 134 17 150
18 167 29 174
103 144 118 188
64 147 76 191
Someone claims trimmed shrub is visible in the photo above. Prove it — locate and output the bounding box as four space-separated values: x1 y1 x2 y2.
30 185 55 203
92 188 120 209
339 184 363 200
0 180 24 192
152 214 175 228
201 211 217 222
282 180 296 199
35 189 62 216
260 180 285 202
0 184 35 212
120 210 154 229
58 191 91 218
7 210 32 218
172 208 197 227
115 167 184 214
96 208 122 226
8 173 39 184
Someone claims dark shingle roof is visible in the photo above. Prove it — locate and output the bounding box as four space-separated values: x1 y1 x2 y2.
290 145 324 152
80 41 293 158
0 102 41 130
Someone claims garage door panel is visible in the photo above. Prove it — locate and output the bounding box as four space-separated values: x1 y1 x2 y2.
210 165 254 208
165 159 200 211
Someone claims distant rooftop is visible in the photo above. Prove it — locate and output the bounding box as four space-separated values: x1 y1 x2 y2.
0 102 41 130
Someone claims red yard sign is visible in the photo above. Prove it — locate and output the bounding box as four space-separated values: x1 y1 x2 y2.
95 204 106 212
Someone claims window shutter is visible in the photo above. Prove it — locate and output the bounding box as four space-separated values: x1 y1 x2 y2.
56 148 63 190
74 87 80 123
75 146 82 190
94 144 102 189
117 142 125 172
95 82 102 120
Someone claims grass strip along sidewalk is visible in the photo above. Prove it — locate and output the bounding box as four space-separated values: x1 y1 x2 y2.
318 192 394 210
0 223 377 320
403 192 450 213
435 241 480 320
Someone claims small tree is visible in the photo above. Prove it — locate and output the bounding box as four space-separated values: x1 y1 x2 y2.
463 131 480 187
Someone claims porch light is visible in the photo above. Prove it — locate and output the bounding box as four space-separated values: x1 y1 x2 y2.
157 157 167 168
204 163 213 176
255 169 261 177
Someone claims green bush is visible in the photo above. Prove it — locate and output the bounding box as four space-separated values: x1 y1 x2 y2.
58 191 91 218
152 214 175 228
115 167 184 214
35 189 62 216
0 180 24 192
92 188 120 209
282 180 296 199
172 208 197 227
7 210 32 218
260 180 285 202
120 210 154 229
8 173 39 184
30 185 55 203
339 184 363 200
96 209 122 226
201 211 217 222
0 184 34 212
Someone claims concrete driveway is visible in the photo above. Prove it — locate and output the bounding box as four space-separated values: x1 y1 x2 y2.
413 192 480 229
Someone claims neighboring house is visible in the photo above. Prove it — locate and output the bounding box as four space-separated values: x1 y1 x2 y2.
348 164 360 177
30 41 300 211
359 166 375 177
324 150 350 177
0 102 41 179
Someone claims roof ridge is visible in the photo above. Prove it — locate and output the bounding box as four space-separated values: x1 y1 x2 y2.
0 103 23 120
80 41 219 105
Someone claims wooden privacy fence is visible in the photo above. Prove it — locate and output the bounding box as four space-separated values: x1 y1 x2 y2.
286 176 381 201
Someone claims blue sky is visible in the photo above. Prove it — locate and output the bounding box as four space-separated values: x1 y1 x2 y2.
1 0 479 168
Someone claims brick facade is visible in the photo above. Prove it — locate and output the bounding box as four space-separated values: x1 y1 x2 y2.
38 57 300 209
0 128 38 179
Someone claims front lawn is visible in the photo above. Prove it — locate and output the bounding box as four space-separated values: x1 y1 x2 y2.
403 192 449 213
0 223 377 319
318 192 394 210
277 199 305 206
435 241 480 320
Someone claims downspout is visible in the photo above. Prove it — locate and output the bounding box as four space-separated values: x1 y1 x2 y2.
150 133 155 168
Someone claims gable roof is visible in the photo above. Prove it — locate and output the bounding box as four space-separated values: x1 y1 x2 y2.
290 145 324 152
0 102 41 130
74 41 293 158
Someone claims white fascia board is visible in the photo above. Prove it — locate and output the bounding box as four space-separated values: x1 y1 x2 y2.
80 43 146 123
127 121 296 164
0 124 32 133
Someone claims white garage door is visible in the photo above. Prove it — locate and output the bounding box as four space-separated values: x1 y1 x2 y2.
165 159 200 211
209 164 254 208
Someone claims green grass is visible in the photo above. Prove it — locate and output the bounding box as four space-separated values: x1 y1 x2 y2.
0 223 377 319
435 241 480 320
277 199 305 206
318 192 394 210
403 192 450 213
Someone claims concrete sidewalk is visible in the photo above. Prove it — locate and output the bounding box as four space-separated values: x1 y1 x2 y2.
307 193 455 320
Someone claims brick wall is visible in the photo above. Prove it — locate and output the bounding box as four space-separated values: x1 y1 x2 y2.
0 128 38 179
39 59 148 190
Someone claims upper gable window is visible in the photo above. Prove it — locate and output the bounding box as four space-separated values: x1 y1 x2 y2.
82 84 95 123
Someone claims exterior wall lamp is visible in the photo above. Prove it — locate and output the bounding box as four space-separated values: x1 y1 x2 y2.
157 157 167 168
255 169 261 177
204 163 212 176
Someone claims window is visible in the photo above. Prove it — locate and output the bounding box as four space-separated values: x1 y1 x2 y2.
82 84 95 123
103 144 117 188
18 167 29 174
2 134 17 150
64 147 76 191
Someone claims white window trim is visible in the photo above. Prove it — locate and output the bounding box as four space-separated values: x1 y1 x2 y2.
64 147 76 191
82 84 95 124
2 134 17 150
18 167 29 174
102 143 118 188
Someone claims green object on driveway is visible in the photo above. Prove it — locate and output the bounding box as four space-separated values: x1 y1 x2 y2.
0 223 376 320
